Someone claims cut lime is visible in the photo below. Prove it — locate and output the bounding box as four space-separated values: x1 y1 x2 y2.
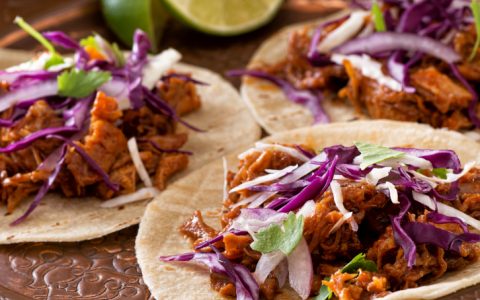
161 0 283 36
101 0 168 52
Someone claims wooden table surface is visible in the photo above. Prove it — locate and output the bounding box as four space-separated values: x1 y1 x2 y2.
0 1 479 299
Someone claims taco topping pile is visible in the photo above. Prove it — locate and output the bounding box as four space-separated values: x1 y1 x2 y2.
162 142 480 300
0 18 203 224
231 0 480 130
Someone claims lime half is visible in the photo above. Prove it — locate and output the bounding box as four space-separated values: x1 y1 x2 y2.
162 0 283 36
101 0 168 52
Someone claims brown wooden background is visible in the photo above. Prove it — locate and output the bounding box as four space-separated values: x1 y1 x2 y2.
0 0 478 299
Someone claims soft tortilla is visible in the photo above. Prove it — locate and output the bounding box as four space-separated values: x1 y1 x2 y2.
241 10 357 135
0 50 261 243
136 120 480 300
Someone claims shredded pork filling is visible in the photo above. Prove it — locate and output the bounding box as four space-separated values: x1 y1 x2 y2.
0 72 200 212
260 20 480 131
179 146 480 300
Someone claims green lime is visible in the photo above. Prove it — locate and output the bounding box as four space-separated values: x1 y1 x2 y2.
100 0 168 52
161 0 283 36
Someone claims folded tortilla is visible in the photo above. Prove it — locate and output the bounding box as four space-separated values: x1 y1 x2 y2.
0 50 261 244
136 120 480 300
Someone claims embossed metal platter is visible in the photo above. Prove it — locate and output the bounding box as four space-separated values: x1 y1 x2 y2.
0 1 479 299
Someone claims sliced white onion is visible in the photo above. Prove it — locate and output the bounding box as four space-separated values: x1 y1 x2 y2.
357 22 374 38
142 48 182 90
412 191 480 231
100 187 159 208
229 165 298 193
330 180 358 231
247 192 277 208
254 142 310 162
231 192 265 209
6 52 73 72
280 152 327 184
376 181 399 204
332 53 403 92
333 174 348 180
230 209 287 234
411 161 477 185
254 251 286 284
318 11 370 53
328 211 353 235
287 238 313 300
274 259 288 288
127 137 153 187
365 167 391 185
297 200 316 218
0 80 58 113
382 154 433 169
99 78 130 110
222 157 228 200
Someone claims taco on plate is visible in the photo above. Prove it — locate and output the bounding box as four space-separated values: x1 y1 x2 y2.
137 120 480 300
0 18 260 243
231 1 480 134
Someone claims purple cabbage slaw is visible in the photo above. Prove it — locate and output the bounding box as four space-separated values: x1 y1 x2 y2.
161 143 480 299
227 69 329 124
0 27 203 223
231 0 480 127
160 250 259 300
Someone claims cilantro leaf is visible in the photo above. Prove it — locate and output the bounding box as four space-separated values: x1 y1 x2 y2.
355 142 405 170
432 168 448 179
251 212 304 255
316 279 332 300
251 223 284 253
58 70 111 98
341 253 377 273
44 54 64 69
371 1 386 32
14 16 64 68
112 43 126 67
469 0 480 61
80 35 98 48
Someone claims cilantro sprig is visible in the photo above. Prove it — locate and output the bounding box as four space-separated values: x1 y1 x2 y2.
469 0 480 61
341 253 377 273
371 1 387 32
251 212 304 255
14 16 64 69
316 254 377 300
355 142 405 170
432 167 448 179
316 279 332 300
57 69 111 98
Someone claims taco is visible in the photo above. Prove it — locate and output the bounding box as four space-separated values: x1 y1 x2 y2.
231 1 480 134
0 18 260 243
137 120 480 300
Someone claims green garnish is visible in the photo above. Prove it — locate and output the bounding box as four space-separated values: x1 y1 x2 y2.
341 253 377 273
317 254 377 299
251 212 304 255
316 278 333 300
432 168 448 179
14 16 64 69
355 142 405 170
111 42 126 67
469 0 480 61
57 69 111 98
80 35 98 48
371 1 386 32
